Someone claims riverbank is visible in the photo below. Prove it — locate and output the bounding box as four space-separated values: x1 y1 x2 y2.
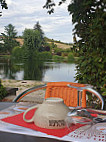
1 79 46 103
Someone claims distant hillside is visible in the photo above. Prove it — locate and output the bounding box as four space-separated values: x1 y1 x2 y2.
45 37 73 49
16 37 73 49
48 42 72 49
16 38 24 46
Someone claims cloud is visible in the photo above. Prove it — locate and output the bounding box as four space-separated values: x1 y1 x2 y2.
0 0 74 43
6 0 13 5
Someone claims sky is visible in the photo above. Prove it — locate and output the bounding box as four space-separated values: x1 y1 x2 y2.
0 0 74 43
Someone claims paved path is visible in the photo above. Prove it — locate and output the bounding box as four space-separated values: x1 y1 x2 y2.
2 89 46 104
1 79 46 104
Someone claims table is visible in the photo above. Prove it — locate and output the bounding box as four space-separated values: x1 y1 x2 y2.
0 102 67 142
0 102 106 142
0 102 17 110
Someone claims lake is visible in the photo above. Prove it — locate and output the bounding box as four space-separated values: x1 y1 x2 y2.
0 56 77 82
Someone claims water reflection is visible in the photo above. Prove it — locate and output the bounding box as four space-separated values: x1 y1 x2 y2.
42 62 77 82
0 57 23 80
23 58 44 80
0 56 77 82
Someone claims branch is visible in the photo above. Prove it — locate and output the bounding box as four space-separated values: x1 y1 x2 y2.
43 0 66 14
0 0 8 16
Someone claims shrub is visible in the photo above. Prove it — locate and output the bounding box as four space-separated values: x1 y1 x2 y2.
11 46 24 60
38 51 52 60
45 46 51 51
68 53 75 62
62 52 68 57
0 80 7 101
101 84 106 96
54 47 62 55
53 55 64 62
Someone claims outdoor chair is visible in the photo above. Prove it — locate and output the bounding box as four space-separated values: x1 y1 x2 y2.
13 82 104 110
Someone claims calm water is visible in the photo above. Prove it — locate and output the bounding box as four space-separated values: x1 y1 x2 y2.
42 62 77 82
0 57 77 82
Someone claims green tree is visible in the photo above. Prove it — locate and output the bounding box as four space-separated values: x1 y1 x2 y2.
33 22 45 51
0 79 7 100
68 0 106 91
1 24 19 53
44 0 106 91
33 22 44 39
11 46 24 61
23 28 43 58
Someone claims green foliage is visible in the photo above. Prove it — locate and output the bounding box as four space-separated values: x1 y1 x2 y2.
44 0 106 92
54 47 62 55
0 80 7 100
50 42 57 49
38 51 52 61
101 85 106 96
0 0 7 8
62 48 72 57
11 46 24 61
53 55 64 62
43 42 52 52
23 27 45 58
1 24 19 54
67 53 74 62
0 43 5 53
67 0 106 91
0 0 8 16
33 22 45 41
64 48 71 52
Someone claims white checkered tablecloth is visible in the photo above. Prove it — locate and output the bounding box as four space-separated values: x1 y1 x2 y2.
0 103 106 142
